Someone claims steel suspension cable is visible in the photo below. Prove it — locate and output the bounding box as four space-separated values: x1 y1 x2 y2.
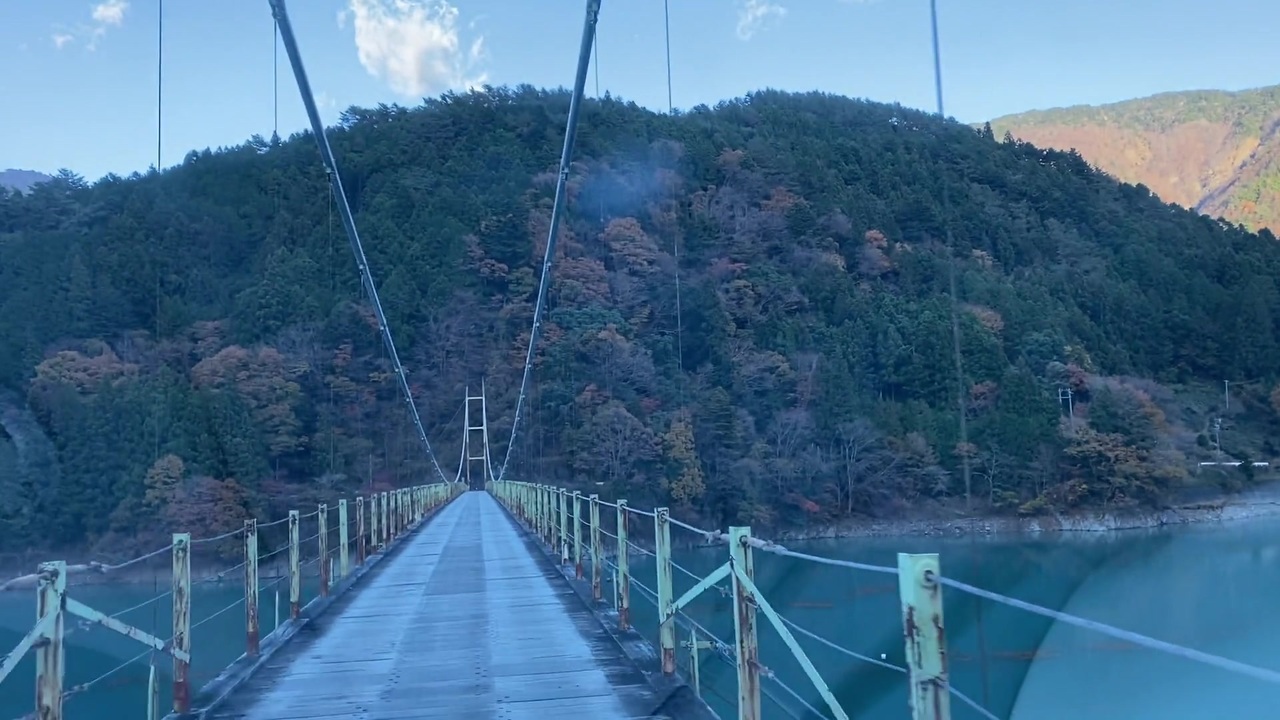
930 0 974 509
156 0 162 172
268 0 448 483
495 0 602 483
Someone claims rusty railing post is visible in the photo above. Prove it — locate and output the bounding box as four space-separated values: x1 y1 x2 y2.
536 485 545 543
616 499 630 630
655 507 676 675
688 628 702 698
147 663 159 720
245 519 259 656
288 510 301 619
589 494 602 602
899 553 951 720
356 496 366 565
385 491 392 544
370 493 379 552
34 560 66 720
545 485 554 546
550 486 560 550
339 499 350 578
573 491 583 578
392 490 399 538
318 503 330 597
559 488 569 564
729 526 760 720
172 532 192 714
381 491 389 547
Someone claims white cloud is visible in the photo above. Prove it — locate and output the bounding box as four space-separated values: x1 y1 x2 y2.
736 0 785 41
52 0 129 51
342 0 487 97
91 0 128 27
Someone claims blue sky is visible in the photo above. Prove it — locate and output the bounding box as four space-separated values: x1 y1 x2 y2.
4 0 1279 182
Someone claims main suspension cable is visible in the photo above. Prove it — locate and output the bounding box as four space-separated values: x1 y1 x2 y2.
930 0 974 509
268 0 448 483
495 0 602 483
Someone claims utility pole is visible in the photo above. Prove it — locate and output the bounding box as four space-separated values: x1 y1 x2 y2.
1058 386 1075 433
1224 380 1230 412
1213 417 1223 459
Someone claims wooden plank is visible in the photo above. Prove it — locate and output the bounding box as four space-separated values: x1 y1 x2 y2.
208 492 666 720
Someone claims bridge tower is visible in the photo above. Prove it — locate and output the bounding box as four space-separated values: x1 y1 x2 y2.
463 381 494 491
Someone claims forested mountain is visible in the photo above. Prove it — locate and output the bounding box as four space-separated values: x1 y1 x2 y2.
990 85 1280 231
0 169 51 194
3 87 1280 555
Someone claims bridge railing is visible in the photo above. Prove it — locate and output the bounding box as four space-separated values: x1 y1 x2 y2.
490 480 1280 720
0 481 463 720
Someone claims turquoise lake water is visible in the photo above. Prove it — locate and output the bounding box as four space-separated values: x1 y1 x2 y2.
1 514 1276 719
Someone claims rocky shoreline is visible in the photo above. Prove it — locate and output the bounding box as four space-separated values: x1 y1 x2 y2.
7 486 1280 588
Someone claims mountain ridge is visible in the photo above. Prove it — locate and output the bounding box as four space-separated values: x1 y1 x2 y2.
0 169 52 194
3 88 1280 553
989 84 1280 231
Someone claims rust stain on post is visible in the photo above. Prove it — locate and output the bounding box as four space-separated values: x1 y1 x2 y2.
318 503 330 598
898 553 951 720
357 496 366 565
34 561 65 720
730 527 761 720
245 519 260 656
172 533 192 714
289 510 301 619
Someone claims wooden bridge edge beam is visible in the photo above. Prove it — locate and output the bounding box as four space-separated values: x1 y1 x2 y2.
488 488 721 720
158 486 464 720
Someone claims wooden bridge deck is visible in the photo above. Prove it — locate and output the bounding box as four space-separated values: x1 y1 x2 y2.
206 491 677 720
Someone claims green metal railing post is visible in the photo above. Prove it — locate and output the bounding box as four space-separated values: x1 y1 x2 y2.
370 494 379 552
541 485 551 546
318 503 330 597
559 488 569 564
381 491 389 547
549 486 557 547
899 553 952 720
147 664 159 720
245 519 259 656
339 500 350 578
573 491 583 578
356 496 365 564
537 485 545 543
589 494 602 602
685 629 712 698
390 491 397 540
172 532 192 714
655 507 676 675
616 499 630 630
288 510 301 619
729 526 760 720
34 561 65 720
552 486 563 548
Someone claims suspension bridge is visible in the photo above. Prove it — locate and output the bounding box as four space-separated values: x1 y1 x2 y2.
4 0 1280 718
